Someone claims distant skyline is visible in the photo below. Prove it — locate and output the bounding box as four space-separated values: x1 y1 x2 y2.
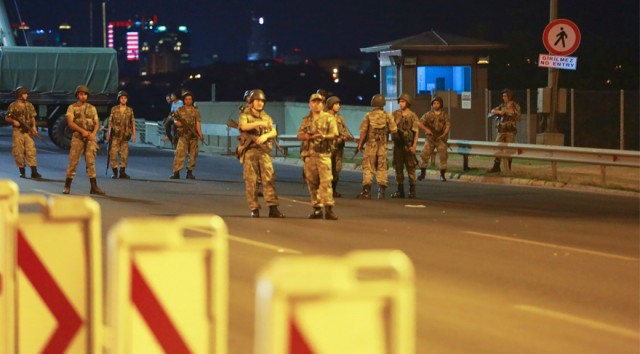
4 0 638 69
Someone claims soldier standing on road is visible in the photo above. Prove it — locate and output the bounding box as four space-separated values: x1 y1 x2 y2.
107 90 136 179
238 89 285 218
418 96 450 182
5 86 42 179
169 92 202 180
298 93 339 220
488 89 521 173
391 93 419 198
327 96 348 198
241 89 264 197
356 94 398 199
63 85 105 195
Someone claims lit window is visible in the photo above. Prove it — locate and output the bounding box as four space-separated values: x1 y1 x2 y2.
416 66 471 95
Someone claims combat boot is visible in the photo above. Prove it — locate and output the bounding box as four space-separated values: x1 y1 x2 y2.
378 185 386 200
408 184 416 198
62 178 72 194
169 171 180 179
308 207 323 219
489 159 501 173
391 184 405 198
250 209 260 218
417 168 426 181
119 167 130 179
111 168 118 179
268 205 285 218
89 178 106 195
440 169 447 182
30 166 42 179
356 184 371 199
324 206 338 220
186 170 196 180
19 167 25 178
332 180 341 198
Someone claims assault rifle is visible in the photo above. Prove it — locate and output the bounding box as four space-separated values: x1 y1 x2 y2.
227 118 284 155
171 112 207 145
8 114 44 142
105 127 112 175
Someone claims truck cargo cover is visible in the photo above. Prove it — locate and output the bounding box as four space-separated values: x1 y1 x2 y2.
0 47 118 94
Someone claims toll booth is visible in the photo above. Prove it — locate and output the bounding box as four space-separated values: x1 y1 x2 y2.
360 30 505 140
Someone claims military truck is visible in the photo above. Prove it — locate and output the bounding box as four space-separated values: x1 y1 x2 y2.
0 46 119 148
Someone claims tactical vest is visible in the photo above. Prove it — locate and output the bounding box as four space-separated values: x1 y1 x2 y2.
70 104 96 138
110 106 134 139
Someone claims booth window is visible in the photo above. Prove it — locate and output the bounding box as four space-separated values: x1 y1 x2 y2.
417 66 471 94
382 66 397 98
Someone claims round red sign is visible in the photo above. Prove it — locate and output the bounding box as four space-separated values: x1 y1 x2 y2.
543 19 581 56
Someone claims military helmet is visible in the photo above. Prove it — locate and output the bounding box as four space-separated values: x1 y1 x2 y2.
501 88 514 100
15 86 28 97
182 91 193 99
398 93 412 106
431 96 444 107
75 85 90 96
117 90 128 100
243 90 251 100
326 96 341 111
249 89 266 102
371 94 386 108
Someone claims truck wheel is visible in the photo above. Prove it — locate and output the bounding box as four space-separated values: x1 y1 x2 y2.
51 115 72 149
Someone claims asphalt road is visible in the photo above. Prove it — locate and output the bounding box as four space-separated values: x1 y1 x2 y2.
2 132 639 354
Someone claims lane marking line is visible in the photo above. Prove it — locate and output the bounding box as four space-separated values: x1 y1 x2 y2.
464 231 637 262
228 234 302 254
514 304 640 339
278 196 310 206
188 225 301 254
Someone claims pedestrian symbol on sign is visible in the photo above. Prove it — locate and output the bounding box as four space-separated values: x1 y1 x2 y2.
554 27 568 48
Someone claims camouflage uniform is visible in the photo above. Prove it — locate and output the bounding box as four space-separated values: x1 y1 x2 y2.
493 101 521 171
65 102 100 179
359 108 398 188
172 106 200 173
392 108 419 185
7 100 38 169
299 111 338 209
108 105 135 168
330 113 348 189
238 109 280 211
419 110 450 170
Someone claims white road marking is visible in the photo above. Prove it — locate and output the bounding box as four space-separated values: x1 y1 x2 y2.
464 231 637 262
228 234 302 254
189 226 301 254
514 304 640 339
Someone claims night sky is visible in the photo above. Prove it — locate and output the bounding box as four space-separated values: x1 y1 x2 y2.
6 0 638 67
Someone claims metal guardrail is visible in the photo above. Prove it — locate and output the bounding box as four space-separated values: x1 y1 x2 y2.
277 134 640 183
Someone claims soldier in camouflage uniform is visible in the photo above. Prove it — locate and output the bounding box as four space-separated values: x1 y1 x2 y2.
418 96 450 182
488 89 521 173
391 93 419 198
298 93 339 220
169 92 202 180
326 96 348 198
63 85 105 195
356 94 398 199
107 90 136 179
4 86 42 179
238 89 285 218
